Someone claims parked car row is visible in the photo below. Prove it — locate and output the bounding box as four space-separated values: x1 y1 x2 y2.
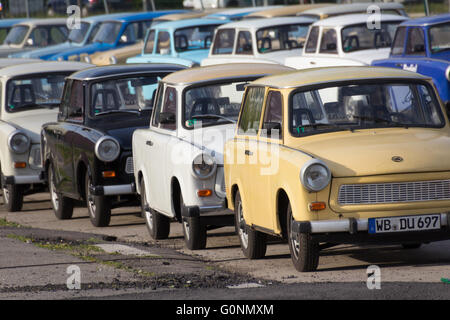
0 4 449 273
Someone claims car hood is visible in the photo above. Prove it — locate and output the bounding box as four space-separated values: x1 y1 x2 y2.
0 46 30 57
345 48 391 65
96 118 150 150
180 123 236 164
7 109 59 143
290 127 450 177
11 42 75 59
177 49 210 64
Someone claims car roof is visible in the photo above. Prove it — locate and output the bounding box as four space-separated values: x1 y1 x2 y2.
162 63 294 86
100 10 187 23
216 16 316 30
251 66 430 89
0 61 91 78
150 18 227 31
0 19 27 27
299 2 405 16
205 6 282 19
82 13 129 23
154 10 221 21
313 13 408 27
245 3 333 19
400 13 450 27
68 63 186 81
15 18 67 26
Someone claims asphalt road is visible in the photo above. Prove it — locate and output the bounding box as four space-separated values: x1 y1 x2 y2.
1 192 450 300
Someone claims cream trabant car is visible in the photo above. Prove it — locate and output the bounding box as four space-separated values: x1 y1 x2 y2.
132 63 292 250
0 61 91 211
224 66 450 272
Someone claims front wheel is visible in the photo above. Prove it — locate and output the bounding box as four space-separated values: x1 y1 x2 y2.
2 183 23 212
180 193 206 250
234 190 266 259
141 179 170 240
287 203 319 272
49 163 73 219
85 172 111 227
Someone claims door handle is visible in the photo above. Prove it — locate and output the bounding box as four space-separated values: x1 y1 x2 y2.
245 150 253 156
146 140 153 146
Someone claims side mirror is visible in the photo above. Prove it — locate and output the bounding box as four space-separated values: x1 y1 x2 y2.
159 112 176 124
26 38 34 46
120 35 128 43
263 122 281 137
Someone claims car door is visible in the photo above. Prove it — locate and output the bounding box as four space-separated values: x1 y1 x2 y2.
234 86 266 226
144 84 178 216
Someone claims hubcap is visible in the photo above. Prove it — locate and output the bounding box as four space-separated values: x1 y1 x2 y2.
49 170 59 211
87 178 96 218
3 187 9 204
183 219 190 241
290 215 300 259
142 191 153 231
237 201 248 249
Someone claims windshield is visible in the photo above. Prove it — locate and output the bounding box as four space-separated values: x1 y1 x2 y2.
290 82 444 136
341 22 401 52
68 22 90 44
429 22 450 53
4 25 29 45
184 81 246 128
90 76 162 117
256 23 310 53
6 74 67 113
174 25 219 52
93 21 122 44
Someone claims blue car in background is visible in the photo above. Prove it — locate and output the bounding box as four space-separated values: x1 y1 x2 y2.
10 14 118 60
48 11 186 62
372 14 450 106
0 19 26 44
127 18 227 67
204 6 281 21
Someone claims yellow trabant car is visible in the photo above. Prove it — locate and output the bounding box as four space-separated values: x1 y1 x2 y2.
224 66 450 272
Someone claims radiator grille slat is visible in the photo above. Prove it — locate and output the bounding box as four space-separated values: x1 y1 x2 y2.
338 179 450 205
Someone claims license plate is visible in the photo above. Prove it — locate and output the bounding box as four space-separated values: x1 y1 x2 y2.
368 214 441 234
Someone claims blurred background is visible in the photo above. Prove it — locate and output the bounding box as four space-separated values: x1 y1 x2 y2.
0 0 448 18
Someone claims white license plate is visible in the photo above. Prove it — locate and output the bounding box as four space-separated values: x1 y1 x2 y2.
368 214 441 234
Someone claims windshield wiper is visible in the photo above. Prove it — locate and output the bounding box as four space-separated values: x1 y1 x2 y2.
95 110 141 116
192 114 236 123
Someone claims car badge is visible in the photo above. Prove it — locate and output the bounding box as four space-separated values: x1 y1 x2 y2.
392 156 403 163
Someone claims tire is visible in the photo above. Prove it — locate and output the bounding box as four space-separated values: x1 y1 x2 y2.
141 179 170 240
48 163 73 220
234 190 266 259
287 203 319 272
401 243 422 249
2 183 23 212
181 192 206 250
85 171 111 227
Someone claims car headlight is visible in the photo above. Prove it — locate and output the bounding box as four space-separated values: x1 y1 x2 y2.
446 65 450 82
300 159 331 192
109 55 117 65
192 153 216 179
95 136 120 162
8 130 30 154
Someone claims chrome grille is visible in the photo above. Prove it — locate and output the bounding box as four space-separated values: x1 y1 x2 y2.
125 157 134 174
338 179 450 205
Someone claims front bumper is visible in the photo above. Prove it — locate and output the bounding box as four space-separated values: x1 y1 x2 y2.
89 183 136 196
182 200 234 227
292 213 450 244
2 174 43 185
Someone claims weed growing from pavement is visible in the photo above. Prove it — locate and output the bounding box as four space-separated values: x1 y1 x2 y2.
0 218 23 228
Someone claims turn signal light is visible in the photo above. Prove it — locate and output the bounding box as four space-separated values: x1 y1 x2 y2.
14 162 26 169
309 202 326 211
102 171 116 178
197 189 212 197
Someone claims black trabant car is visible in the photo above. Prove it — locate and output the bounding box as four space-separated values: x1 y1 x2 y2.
41 64 185 227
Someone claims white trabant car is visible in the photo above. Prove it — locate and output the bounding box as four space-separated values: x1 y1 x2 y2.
0 61 91 211
201 17 315 66
284 14 408 70
132 63 292 250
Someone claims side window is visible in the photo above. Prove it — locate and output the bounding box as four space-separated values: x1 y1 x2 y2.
29 27 49 46
156 31 171 55
60 79 72 119
212 29 235 55
67 81 84 121
319 28 337 54
236 31 252 55
262 91 282 139
121 22 139 44
153 86 177 131
87 24 100 44
238 87 265 135
151 83 164 127
406 27 426 56
391 26 406 55
305 26 319 53
144 30 155 54
49 26 68 44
